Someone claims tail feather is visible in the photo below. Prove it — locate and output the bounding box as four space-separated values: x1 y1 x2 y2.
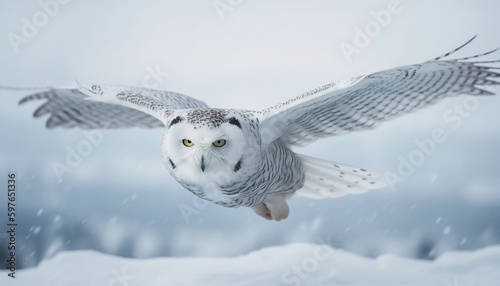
295 154 386 199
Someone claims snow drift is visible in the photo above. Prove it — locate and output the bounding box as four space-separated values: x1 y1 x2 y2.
2 243 499 286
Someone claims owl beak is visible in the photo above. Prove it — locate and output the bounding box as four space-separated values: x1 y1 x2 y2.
200 156 206 172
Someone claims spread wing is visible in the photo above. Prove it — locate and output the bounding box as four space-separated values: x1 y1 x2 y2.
19 85 209 129
257 37 500 146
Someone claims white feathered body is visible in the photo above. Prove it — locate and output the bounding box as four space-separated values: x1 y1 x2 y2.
161 109 305 207
160 107 387 208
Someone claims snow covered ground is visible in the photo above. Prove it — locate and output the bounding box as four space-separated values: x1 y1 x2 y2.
2 243 499 286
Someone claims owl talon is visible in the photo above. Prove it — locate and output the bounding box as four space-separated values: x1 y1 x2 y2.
252 194 290 221
252 204 272 220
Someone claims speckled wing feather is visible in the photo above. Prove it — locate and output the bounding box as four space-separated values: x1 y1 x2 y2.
257 38 500 146
19 85 209 129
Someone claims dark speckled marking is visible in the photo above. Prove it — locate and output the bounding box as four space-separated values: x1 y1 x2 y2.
186 109 229 128
168 158 176 169
170 116 182 127
234 157 243 173
228 117 242 129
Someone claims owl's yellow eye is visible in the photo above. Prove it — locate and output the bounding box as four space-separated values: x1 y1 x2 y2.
212 139 226 147
182 139 194 147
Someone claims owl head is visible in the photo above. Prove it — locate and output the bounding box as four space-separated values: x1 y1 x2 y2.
161 109 260 189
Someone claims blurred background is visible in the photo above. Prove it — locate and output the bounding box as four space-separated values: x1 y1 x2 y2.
0 0 499 269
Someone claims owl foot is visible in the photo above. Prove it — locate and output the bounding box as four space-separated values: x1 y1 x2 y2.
252 194 290 221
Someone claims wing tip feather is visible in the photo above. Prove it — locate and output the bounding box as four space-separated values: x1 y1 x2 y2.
429 35 477 62
472 87 496 96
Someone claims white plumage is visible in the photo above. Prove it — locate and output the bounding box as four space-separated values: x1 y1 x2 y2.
16 37 499 220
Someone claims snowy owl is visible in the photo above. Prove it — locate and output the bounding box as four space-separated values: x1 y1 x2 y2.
16 37 499 220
